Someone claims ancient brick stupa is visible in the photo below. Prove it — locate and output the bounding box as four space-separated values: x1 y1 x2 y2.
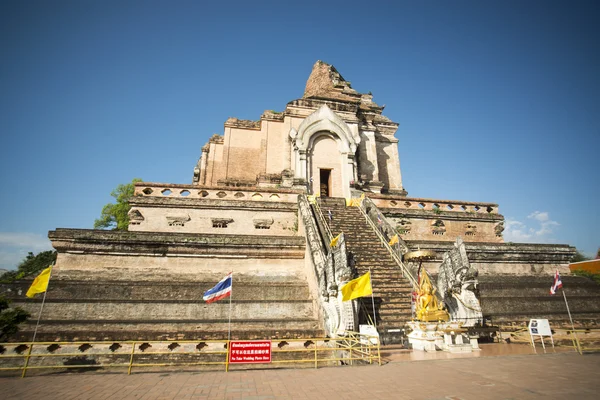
5 61 594 345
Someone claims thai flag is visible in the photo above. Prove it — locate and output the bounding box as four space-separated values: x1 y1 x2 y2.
203 273 232 303
550 270 563 295
377 214 382 224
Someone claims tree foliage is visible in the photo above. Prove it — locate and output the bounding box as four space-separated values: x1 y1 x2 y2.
572 250 590 263
0 250 57 283
0 296 30 341
571 270 600 285
94 178 142 231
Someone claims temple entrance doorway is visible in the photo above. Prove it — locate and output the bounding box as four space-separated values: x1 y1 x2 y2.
309 134 343 197
319 169 331 197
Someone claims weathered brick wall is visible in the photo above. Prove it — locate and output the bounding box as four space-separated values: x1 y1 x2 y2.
204 140 226 186
129 206 298 236
373 195 503 243
0 229 324 342
376 138 402 191
53 253 306 282
408 240 576 275
387 215 502 243
476 275 600 329
222 125 266 182
2 280 321 341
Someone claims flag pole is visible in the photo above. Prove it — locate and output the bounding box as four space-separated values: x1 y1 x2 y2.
227 272 233 343
22 266 53 378
369 269 377 330
225 272 233 373
30 266 53 345
562 289 576 333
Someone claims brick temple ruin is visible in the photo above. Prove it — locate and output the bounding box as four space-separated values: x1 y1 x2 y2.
4 61 599 344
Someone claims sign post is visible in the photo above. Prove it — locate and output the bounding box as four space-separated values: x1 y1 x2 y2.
228 340 272 364
528 319 554 353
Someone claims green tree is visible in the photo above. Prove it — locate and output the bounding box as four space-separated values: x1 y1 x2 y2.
572 250 590 263
0 250 57 283
0 296 30 341
94 178 142 231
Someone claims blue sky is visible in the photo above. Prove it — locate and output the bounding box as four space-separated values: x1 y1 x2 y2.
1 0 598 269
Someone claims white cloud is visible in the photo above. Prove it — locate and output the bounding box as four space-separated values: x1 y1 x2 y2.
528 211 549 222
504 211 560 243
0 232 53 270
504 218 532 241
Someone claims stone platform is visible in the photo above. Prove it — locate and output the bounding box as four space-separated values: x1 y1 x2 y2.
1 347 598 399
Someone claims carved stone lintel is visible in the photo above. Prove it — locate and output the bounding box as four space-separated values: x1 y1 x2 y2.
128 209 144 225
253 217 274 229
166 214 191 227
211 218 233 228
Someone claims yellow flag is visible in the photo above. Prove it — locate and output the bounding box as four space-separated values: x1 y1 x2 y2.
341 271 373 301
330 232 342 248
388 234 399 246
26 266 53 298
346 194 365 207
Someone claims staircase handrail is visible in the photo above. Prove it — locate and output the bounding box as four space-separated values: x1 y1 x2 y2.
362 196 410 255
313 198 334 245
357 197 419 289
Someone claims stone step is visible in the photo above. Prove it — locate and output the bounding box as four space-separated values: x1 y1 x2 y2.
373 290 413 297
378 311 412 319
369 272 410 278
323 202 415 333
12 300 316 322
14 320 325 342
376 316 413 324
372 282 411 289
373 285 413 292
3 280 313 302
377 302 412 311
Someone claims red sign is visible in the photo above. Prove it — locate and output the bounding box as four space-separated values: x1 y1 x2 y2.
228 340 272 364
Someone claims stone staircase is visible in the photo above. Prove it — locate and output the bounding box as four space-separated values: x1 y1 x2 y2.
318 197 413 344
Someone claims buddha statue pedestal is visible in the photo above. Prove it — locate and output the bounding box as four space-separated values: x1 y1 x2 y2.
407 321 480 352
407 321 445 351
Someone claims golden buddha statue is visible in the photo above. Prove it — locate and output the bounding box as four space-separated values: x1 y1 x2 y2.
416 271 449 322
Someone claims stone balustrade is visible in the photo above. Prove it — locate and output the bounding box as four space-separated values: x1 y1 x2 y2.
134 183 302 203
369 196 499 215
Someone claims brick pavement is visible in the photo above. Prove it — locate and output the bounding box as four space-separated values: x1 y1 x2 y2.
1 352 599 399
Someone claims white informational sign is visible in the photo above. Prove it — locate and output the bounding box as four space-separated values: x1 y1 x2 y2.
359 324 380 345
528 319 554 353
528 319 552 336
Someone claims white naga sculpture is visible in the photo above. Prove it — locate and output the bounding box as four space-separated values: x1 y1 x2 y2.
298 195 357 336
436 238 483 327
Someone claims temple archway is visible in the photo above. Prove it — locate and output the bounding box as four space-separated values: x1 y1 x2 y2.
308 133 343 197
290 105 359 198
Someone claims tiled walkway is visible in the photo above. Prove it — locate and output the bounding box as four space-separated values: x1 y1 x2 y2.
2 346 599 399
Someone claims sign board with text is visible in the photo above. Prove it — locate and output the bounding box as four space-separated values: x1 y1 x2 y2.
359 324 380 345
528 319 552 336
528 318 554 353
228 340 272 364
